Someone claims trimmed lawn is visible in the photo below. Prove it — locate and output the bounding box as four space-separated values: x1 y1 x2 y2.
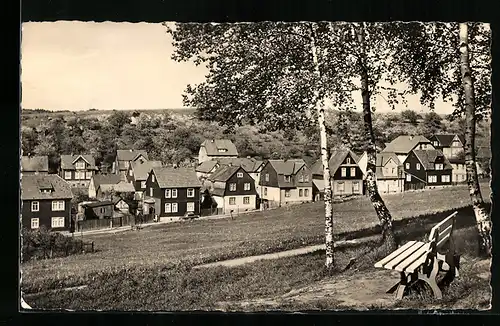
22 183 490 296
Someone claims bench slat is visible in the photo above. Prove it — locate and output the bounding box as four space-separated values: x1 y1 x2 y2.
436 224 454 248
374 241 417 268
428 212 457 242
394 242 432 273
382 241 426 270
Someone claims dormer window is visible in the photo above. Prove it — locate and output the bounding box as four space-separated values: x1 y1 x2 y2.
435 163 444 170
218 148 227 153
284 175 291 183
346 157 351 164
433 141 439 147
75 161 85 169
237 172 243 178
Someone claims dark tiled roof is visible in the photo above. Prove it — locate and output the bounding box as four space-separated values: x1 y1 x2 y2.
311 150 358 175
201 139 239 157
382 135 431 154
268 159 306 176
21 156 49 173
91 174 121 189
83 200 114 208
196 160 219 173
131 160 163 181
207 165 241 182
99 182 136 193
431 134 466 147
21 174 73 200
210 187 226 197
60 154 97 170
152 167 202 188
116 149 149 162
217 157 264 172
412 149 453 170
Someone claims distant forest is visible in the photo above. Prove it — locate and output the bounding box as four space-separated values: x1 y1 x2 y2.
20 108 491 174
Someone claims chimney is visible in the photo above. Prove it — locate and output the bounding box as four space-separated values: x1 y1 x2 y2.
129 149 133 152
211 139 215 143
409 135 413 140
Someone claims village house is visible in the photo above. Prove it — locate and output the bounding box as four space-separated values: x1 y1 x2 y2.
21 155 49 175
311 149 364 199
126 160 163 201
143 167 202 219
259 159 313 207
403 149 453 190
59 154 98 189
21 174 73 231
429 134 467 183
80 201 114 220
198 139 239 164
195 160 220 182
205 164 258 215
113 196 130 214
375 152 405 193
96 181 136 201
382 135 435 164
88 174 121 199
113 149 149 181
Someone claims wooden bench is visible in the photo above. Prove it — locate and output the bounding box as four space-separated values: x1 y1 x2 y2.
374 211 460 300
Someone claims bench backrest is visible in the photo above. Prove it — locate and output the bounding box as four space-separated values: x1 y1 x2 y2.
428 211 458 250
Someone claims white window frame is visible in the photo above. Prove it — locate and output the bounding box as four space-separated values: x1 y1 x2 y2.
264 187 267 196
172 189 178 198
285 189 291 197
129 169 133 177
237 172 243 178
442 175 450 183
416 163 420 170
187 188 195 198
31 201 39 212
152 174 155 183
305 189 309 197
164 203 171 213
428 175 437 183
435 163 444 171
229 183 236 191
149 187 153 197
51 217 65 228
244 183 250 191
141 181 146 189
406 174 411 182
265 173 269 182
165 189 171 198
243 197 250 205
64 171 72 180
346 157 351 164
341 168 347 177
171 203 178 213
86 171 92 180
229 197 236 205
51 200 65 211
405 163 410 169
75 161 85 170
350 167 356 176
433 141 439 147
298 175 304 182
338 182 345 193
299 189 303 197
31 218 39 229
353 182 360 192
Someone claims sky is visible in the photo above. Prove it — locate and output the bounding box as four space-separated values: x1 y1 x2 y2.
21 21 458 114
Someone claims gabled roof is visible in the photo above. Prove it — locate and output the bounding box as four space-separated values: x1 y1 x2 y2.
99 181 136 193
196 160 219 173
201 139 239 157
376 152 401 167
312 179 325 192
131 160 163 181
210 187 226 197
152 167 202 188
267 159 306 176
21 156 49 173
431 134 466 147
21 175 73 200
217 157 264 173
207 165 241 182
382 135 431 154
116 149 149 162
60 154 97 170
312 150 359 175
83 200 114 208
412 149 453 170
91 174 121 189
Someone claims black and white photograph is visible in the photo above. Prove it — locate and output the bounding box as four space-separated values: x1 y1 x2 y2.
19 20 492 311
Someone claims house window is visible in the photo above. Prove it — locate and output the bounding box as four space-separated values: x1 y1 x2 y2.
75 162 85 169
350 167 356 177
31 201 39 212
265 173 269 182
149 187 153 197
338 182 345 193
51 217 65 228
285 190 291 197
442 175 451 183
416 163 420 170
165 203 171 213
187 188 195 197
305 189 309 197
86 171 92 180
391 168 395 175
165 189 171 198
405 163 410 169
299 175 304 182
229 197 236 205
141 181 146 188
218 149 227 153
172 203 178 213
304 175 309 182
129 170 133 177
172 189 178 198
435 163 444 170
284 175 291 183
243 197 250 205
229 183 236 191
433 141 439 147
341 168 346 177
51 200 65 211
299 189 303 197
429 163 435 170
152 174 155 183
406 174 411 182
428 175 437 183
244 183 251 191
237 172 243 178
64 171 72 179
346 157 351 164
264 187 267 196
100 207 105 214
30 218 39 229
353 182 360 192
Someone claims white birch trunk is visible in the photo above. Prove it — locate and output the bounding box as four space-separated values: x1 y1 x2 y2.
459 23 492 257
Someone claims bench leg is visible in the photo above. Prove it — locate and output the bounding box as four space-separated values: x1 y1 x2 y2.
418 259 442 300
393 272 409 300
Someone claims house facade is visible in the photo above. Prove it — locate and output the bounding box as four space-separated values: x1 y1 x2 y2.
81 201 114 220
382 135 435 164
198 139 239 164
21 155 49 175
403 149 453 190
59 154 98 188
259 159 313 207
88 174 121 199
126 160 163 201
21 174 73 231
114 149 149 181
206 165 258 214
143 167 202 219
375 152 404 193
429 134 466 159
